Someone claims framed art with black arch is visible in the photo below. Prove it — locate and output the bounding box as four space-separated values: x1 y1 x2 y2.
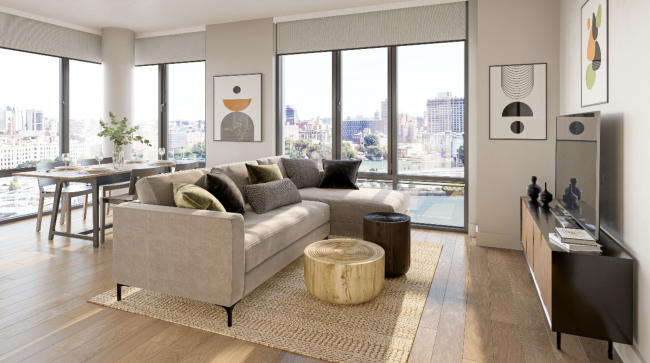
489 63 547 140
213 73 262 142
581 0 608 107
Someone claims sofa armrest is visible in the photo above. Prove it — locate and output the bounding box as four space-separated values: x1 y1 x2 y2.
113 203 245 307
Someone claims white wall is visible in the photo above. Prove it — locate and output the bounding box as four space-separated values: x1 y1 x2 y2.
101 27 135 157
205 18 276 166
475 0 560 249
560 1 649 362
467 0 478 236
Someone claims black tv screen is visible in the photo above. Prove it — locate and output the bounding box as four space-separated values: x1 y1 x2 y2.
555 112 600 239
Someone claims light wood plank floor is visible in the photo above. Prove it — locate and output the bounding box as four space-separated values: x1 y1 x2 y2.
0 210 623 363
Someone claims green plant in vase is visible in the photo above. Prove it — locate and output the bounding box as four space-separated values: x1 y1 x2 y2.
98 112 151 169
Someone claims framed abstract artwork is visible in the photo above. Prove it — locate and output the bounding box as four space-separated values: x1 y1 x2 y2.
581 0 608 107
213 73 262 142
489 63 547 140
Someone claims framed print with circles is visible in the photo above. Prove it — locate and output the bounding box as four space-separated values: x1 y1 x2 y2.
489 63 547 140
213 73 262 142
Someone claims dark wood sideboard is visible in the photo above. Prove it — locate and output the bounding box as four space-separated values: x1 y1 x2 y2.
520 197 633 360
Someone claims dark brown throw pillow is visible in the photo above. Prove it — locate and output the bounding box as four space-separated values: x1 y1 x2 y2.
318 159 361 189
205 172 246 215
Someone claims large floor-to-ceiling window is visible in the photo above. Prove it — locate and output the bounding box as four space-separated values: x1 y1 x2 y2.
278 41 466 229
134 61 206 163
0 49 60 221
0 48 109 221
167 62 206 161
341 48 388 173
281 52 332 160
69 60 103 161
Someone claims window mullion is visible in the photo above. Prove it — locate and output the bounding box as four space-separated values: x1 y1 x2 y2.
60 58 70 154
332 51 341 160
389 46 397 181
158 64 168 160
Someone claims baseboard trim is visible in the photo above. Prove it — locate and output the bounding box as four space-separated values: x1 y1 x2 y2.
616 343 647 363
468 223 477 237
475 231 522 250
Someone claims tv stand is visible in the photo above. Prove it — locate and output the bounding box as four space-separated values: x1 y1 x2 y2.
520 197 633 359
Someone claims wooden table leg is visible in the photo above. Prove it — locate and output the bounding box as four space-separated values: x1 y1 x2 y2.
48 182 64 241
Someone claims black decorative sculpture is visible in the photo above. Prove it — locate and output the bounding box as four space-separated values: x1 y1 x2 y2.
539 182 553 208
526 176 542 202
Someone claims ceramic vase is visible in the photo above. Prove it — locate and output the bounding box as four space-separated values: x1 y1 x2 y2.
526 176 542 202
539 182 553 208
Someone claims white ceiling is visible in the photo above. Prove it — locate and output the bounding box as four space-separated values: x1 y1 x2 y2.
0 0 433 34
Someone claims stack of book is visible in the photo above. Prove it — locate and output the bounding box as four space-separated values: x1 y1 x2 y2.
549 228 602 254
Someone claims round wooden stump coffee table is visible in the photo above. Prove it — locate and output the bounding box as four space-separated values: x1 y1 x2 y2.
304 239 385 305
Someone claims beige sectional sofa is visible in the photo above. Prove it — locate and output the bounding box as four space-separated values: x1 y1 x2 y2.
112 156 409 326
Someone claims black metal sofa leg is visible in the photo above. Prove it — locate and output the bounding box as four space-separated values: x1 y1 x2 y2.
116 284 127 301
217 302 239 327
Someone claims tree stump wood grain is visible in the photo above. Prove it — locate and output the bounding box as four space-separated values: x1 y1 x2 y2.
304 239 385 305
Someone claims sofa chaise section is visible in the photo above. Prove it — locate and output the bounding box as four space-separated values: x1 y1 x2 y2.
299 187 410 238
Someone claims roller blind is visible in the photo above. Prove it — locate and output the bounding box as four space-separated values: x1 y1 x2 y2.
276 1 466 55
0 12 101 63
135 32 205 66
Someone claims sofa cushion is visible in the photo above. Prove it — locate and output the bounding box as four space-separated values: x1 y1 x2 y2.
299 187 409 224
245 163 283 185
256 155 288 178
244 179 302 214
282 158 321 189
205 173 246 215
172 182 226 212
211 160 258 203
243 200 329 272
318 159 361 189
136 169 208 206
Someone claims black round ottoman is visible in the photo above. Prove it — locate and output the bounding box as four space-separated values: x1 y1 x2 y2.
363 212 411 277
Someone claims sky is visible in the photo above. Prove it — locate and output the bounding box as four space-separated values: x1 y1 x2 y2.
0 49 62 120
282 41 465 121
134 61 205 123
0 48 205 125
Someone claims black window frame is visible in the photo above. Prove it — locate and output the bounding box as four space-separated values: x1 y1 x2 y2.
276 40 469 233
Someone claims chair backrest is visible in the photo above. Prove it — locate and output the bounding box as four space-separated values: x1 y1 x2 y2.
36 161 65 188
79 157 113 166
174 161 200 171
129 166 166 196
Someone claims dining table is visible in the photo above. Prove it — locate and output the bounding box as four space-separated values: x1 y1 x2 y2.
13 160 177 248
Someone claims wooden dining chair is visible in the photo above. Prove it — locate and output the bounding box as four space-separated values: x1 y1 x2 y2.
35 162 92 233
99 166 166 244
79 157 129 217
173 161 200 171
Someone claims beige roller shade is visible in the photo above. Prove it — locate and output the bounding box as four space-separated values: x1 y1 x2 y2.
135 32 205 66
0 12 101 63
276 1 466 55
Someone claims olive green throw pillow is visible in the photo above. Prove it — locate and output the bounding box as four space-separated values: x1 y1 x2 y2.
172 182 226 212
246 163 283 185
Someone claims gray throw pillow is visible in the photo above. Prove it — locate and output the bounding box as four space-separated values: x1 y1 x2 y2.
281 158 321 189
243 179 302 214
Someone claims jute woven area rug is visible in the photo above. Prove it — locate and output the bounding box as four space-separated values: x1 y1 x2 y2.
88 239 442 363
